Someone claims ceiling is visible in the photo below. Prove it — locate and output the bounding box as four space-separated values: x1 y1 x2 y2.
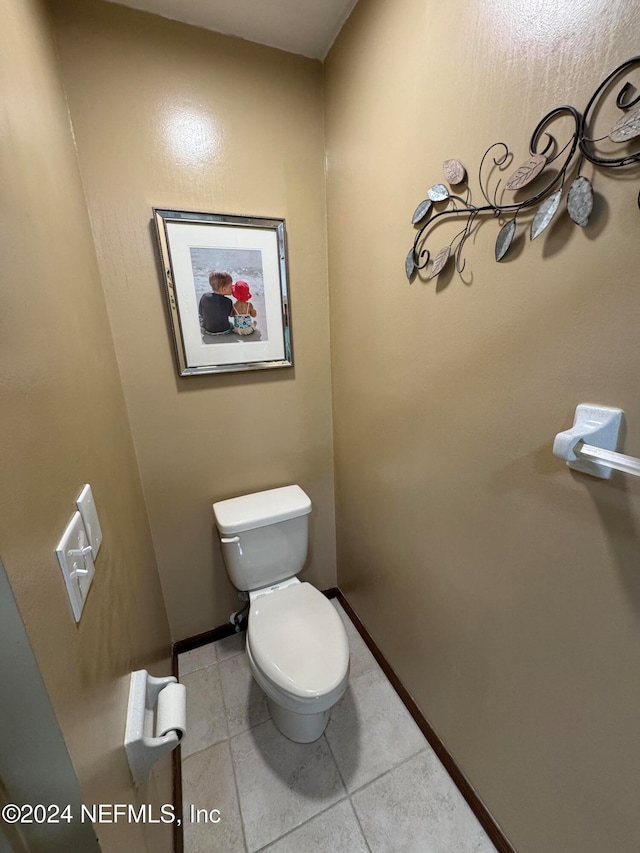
104 0 359 60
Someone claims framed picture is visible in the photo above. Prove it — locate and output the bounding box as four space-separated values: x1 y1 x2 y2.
153 208 293 375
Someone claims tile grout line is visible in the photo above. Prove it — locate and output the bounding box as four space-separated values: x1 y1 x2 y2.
179 660 227 763
252 794 351 852
346 795 373 853
211 642 250 853
329 603 444 851
323 730 373 853
224 709 353 850
215 634 246 666
329 604 429 791
178 641 219 678
179 644 250 853
346 702 430 795
225 738 250 853
324 603 376 853
325 604 426 852
349 745 430 800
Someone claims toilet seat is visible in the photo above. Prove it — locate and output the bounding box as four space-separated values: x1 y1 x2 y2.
247 582 349 700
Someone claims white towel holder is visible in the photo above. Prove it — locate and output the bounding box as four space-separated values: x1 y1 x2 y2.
553 404 640 479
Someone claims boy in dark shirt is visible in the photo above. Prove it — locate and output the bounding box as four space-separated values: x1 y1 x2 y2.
199 271 234 334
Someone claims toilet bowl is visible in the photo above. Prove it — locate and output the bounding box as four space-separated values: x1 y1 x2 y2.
212 486 350 742
246 578 349 742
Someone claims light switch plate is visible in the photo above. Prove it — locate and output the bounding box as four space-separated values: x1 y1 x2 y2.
76 484 102 558
55 511 95 622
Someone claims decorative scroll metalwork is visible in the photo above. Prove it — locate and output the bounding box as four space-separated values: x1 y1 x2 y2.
406 57 640 282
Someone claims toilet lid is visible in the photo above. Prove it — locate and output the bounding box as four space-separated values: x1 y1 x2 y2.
248 583 349 698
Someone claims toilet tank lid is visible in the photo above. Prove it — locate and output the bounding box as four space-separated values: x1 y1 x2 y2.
213 485 311 534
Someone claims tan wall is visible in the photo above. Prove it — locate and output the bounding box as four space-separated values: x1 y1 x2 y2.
50 0 336 641
0 1 173 851
325 1 640 852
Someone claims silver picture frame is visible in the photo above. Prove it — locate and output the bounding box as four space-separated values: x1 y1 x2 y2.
153 208 293 376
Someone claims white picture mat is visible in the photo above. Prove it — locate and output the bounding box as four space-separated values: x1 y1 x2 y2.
166 221 285 367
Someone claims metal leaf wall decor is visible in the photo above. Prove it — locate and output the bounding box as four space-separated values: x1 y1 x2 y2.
406 56 640 282
530 190 562 241
567 177 594 227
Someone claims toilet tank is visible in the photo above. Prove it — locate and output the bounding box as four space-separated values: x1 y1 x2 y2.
213 486 312 592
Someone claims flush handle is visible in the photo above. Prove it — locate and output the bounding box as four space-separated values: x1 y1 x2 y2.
221 536 240 545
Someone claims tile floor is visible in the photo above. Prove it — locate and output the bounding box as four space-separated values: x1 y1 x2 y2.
178 599 498 853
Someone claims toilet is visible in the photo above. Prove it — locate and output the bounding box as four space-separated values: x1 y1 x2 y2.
212 485 350 743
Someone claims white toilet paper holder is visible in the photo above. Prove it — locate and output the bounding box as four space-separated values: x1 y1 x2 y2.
124 669 186 786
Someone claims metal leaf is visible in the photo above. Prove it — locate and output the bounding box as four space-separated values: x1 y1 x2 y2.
530 190 562 240
427 246 450 279
567 176 594 227
411 198 432 225
505 153 547 191
608 104 640 143
495 218 516 261
443 159 467 185
428 183 450 202
405 248 416 280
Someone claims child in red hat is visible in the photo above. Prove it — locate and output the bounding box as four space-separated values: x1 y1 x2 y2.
231 280 257 336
